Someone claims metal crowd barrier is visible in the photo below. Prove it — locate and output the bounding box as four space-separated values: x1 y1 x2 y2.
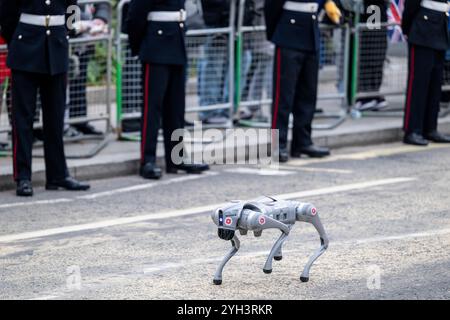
352 21 450 119
234 0 350 130
0 0 114 158
351 22 407 117
115 0 237 141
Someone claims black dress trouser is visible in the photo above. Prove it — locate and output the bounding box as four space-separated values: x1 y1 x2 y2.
404 44 444 135
11 70 69 182
141 63 186 169
271 46 318 151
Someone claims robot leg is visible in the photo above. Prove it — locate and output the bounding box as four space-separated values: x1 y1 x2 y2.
213 235 240 285
263 232 289 274
297 211 329 282
274 246 283 261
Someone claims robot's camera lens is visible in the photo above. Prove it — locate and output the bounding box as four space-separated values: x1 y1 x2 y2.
218 229 235 241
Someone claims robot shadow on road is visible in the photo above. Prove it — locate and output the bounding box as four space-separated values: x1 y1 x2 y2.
211 197 329 285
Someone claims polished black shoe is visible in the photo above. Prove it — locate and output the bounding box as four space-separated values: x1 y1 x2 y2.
425 131 450 143
46 177 90 191
16 180 33 197
74 123 103 136
167 163 210 174
403 133 429 146
292 145 331 158
278 149 289 163
140 163 162 180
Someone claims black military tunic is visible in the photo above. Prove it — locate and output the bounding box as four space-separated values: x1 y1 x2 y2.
265 0 324 153
127 0 187 169
402 0 449 136
0 0 76 182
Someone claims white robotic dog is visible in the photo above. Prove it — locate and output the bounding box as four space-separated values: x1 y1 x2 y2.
211 197 329 285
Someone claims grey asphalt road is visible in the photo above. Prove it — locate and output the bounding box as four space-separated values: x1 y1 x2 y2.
0 142 449 300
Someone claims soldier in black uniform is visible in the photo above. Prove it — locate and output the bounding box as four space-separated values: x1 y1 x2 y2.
264 0 341 162
402 0 450 145
0 0 90 196
127 0 209 179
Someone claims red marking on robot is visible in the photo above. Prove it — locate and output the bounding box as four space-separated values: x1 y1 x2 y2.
259 216 266 225
225 217 233 226
311 207 317 216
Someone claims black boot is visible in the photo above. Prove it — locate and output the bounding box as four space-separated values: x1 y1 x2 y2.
73 123 103 136
140 162 163 180
403 133 429 146
278 148 289 163
292 145 331 158
16 180 33 197
425 131 450 143
167 163 210 174
46 177 90 191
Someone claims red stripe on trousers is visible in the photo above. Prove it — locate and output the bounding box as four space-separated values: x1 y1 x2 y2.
11 74 17 180
141 64 150 164
272 47 281 130
404 45 415 132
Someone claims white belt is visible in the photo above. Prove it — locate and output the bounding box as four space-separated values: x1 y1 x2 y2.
19 14 65 27
283 1 319 13
421 0 450 13
147 10 187 22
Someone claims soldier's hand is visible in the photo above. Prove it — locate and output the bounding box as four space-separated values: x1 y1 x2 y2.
325 0 342 25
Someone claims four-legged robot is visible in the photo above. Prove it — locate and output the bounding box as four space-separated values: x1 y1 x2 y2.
211 197 329 285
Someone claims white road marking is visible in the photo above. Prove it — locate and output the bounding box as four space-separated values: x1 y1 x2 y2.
0 172 217 209
277 165 353 174
0 198 72 209
353 228 450 245
0 177 415 243
224 167 296 176
28 295 60 300
287 144 450 167
141 227 450 274
273 177 415 201
77 171 218 200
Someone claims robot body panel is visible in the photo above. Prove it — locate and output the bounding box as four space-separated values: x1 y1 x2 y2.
211 197 328 284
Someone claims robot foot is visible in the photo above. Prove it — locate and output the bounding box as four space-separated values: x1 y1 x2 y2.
263 269 272 274
213 279 222 285
274 256 283 261
300 276 309 283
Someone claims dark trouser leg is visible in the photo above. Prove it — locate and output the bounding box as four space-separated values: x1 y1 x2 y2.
141 63 169 165
40 73 69 182
441 61 450 102
163 65 186 169
291 51 319 151
424 50 445 133
404 45 433 135
11 70 38 181
272 47 301 150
